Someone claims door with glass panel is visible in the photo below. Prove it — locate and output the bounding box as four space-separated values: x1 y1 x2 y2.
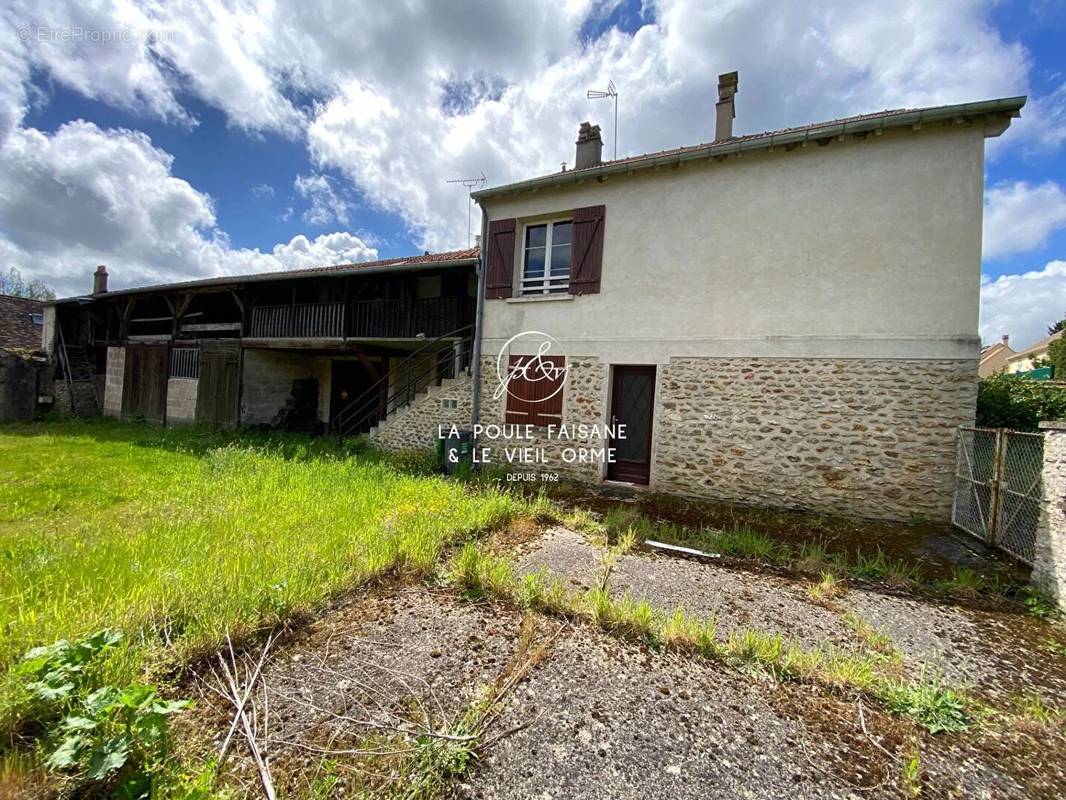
607 365 656 484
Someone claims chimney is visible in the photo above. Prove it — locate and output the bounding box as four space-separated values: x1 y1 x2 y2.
575 121 603 169
1001 334 1010 345
715 71 739 141
93 265 108 294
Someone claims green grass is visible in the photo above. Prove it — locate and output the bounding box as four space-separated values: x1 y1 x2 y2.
0 420 530 736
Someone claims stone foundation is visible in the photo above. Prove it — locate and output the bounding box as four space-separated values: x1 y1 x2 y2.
653 358 975 522
166 378 198 426
1033 422 1066 610
370 375 474 450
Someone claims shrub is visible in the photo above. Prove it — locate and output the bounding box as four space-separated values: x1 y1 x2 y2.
976 374 1066 431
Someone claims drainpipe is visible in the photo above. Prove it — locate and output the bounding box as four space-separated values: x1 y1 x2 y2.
470 205 488 439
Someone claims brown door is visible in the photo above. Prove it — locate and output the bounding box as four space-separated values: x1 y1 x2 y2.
121 344 169 424
196 345 240 427
607 365 656 484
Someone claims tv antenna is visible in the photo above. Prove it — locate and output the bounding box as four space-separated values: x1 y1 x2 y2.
447 173 487 247
587 80 618 160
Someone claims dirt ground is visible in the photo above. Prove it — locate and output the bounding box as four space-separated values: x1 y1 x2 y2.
186 525 1066 799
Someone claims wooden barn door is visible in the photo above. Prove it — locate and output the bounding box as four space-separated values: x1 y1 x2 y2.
196 343 240 427
121 344 169 424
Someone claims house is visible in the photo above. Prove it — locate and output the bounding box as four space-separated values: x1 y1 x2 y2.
1005 330 1062 376
0 293 48 419
45 251 479 428
979 335 1015 377
45 73 1025 523
379 74 1025 523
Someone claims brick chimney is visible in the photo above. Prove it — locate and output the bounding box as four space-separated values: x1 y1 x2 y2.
575 121 603 169
715 71 739 141
93 265 108 294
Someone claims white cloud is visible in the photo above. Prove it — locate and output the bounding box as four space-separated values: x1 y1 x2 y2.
294 173 350 226
980 261 1066 350
251 183 275 199
983 181 1066 260
0 121 375 296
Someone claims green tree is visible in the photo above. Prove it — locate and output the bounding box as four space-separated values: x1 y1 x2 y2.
977 374 1066 430
1048 335 1066 380
0 266 55 300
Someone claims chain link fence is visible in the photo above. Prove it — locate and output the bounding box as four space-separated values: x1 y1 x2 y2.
952 427 1044 565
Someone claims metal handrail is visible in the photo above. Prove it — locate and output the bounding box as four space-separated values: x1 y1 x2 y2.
332 322 473 437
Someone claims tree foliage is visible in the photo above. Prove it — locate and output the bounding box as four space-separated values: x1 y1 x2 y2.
976 373 1066 431
0 266 55 300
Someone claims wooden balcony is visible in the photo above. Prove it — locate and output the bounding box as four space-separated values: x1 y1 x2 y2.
350 297 468 339
247 297 470 341
250 302 344 338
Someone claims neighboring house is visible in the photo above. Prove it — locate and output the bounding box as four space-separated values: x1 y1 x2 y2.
979 335 1015 377
46 74 1025 523
46 252 479 428
0 294 48 420
1005 331 1062 375
0 293 45 351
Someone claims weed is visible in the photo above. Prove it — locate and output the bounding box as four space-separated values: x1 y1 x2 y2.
850 548 890 580
660 608 718 655
709 527 783 562
1046 638 1066 657
807 571 848 606
795 540 832 573
880 670 971 734
900 740 923 798
1023 587 1060 620
724 628 784 670
1011 693 1065 727
940 567 986 598
843 611 901 663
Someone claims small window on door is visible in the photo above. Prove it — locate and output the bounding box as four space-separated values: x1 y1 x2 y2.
521 220 572 295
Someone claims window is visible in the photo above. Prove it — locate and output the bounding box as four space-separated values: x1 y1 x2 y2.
521 220 572 295
29 313 43 326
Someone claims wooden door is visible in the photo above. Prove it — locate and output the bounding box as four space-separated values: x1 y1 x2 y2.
607 365 656 484
121 344 169 424
196 345 240 427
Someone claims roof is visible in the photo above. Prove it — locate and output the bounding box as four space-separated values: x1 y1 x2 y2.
473 95 1027 201
980 341 1014 362
0 294 45 350
52 247 480 304
1008 330 1063 360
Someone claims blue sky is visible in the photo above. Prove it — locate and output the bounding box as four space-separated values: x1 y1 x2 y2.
1 0 1064 347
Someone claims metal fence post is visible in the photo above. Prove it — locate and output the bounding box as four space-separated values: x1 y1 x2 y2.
988 428 1006 546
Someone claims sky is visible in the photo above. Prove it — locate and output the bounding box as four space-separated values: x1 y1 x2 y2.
0 0 1064 350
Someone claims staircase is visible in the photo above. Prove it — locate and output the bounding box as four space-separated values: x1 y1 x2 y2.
56 331 100 416
331 324 473 439
366 373 470 439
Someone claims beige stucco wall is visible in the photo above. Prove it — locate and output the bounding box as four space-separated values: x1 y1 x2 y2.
480 123 985 363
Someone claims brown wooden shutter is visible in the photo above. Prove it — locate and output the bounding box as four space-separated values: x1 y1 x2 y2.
504 354 565 427
569 205 605 295
485 218 517 299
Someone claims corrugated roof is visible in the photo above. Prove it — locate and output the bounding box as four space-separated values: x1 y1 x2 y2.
473 95 1026 200
52 246 480 304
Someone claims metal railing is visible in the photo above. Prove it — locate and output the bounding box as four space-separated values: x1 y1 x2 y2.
249 302 345 338
350 296 467 339
169 347 199 379
331 323 473 438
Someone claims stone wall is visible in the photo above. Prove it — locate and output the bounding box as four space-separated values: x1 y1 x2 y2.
370 375 474 450
241 350 330 425
53 378 99 416
1033 422 1066 610
166 378 198 425
103 346 124 417
653 358 976 521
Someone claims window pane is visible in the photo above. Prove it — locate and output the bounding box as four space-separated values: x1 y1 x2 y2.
524 247 545 278
525 224 547 249
551 221 572 246
550 244 571 276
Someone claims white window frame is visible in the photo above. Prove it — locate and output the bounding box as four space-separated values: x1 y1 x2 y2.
521 218 572 296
